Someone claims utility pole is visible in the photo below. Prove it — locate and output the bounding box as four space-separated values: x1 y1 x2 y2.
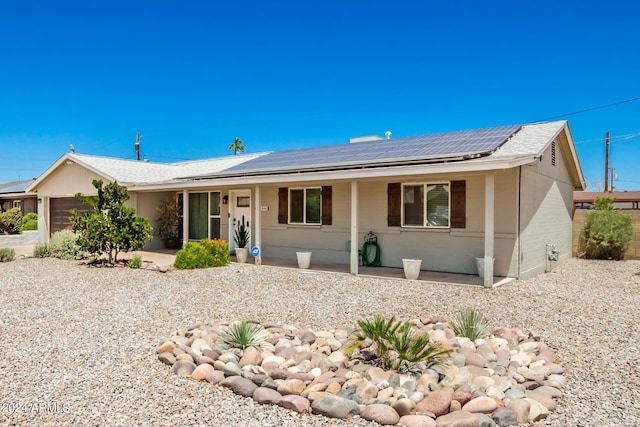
610 167 616 192
604 131 610 192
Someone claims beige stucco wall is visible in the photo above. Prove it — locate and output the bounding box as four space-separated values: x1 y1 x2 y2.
256 171 519 277
573 209 640 260
36 163 106 197
518 142 576 279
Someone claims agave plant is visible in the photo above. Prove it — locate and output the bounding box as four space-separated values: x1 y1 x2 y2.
216 320 271 350
449 308 490 341
346 315 451 371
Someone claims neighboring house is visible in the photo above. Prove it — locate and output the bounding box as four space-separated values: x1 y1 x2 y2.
574 191 640 210
27 120 585 285
0 180 37 215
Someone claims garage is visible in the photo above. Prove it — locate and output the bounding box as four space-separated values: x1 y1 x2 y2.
49 198 92 236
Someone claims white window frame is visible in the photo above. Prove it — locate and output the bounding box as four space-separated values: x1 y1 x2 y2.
401 182 451 228
289 187 322 225
13 200 22 209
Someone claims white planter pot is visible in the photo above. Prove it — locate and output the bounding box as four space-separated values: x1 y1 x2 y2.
236 248 249 263
296 252 312 269
402 258 422 280
475 257 494 279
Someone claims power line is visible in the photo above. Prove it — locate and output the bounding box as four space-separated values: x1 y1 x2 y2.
573 132 640 144
540 96 640 121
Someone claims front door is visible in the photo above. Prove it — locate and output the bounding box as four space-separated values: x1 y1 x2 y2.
229 190 251 251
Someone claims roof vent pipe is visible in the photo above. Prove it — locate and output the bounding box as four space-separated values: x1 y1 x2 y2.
385 131 392 139
135 132 142 161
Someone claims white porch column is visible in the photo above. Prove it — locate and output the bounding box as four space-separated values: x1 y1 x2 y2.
254 185 262 265
182 189 188 246
39 196 49 243
350 181 359 275
484 173 495 287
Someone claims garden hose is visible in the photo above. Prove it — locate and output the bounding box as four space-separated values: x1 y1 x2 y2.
362 234 381 267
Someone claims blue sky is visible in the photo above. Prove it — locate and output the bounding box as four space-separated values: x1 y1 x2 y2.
1 1 639 190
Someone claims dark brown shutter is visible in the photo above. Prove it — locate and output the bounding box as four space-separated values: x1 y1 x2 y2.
278 188 288 224
321 186 332 225
387 183 401 227
450 180 466 228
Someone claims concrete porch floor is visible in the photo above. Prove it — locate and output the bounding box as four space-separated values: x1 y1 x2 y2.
6 243 515 288
253 256 516 288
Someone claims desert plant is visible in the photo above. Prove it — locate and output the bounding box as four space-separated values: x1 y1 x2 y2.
216 320 270 350
71 180 152 263
32 244 50 258
346 315 451 371
580 198 633 260
449 308 490 341
234 223 250 248
387 323 452 370
174 239 230 269
0 248 15 262
21 212 38 231
0 208 23 234
128 255 142 269
48 230 90 260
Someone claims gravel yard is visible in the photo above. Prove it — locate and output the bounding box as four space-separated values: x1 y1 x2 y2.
0 257 639 426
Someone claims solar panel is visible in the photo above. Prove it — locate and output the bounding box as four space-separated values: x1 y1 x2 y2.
219 124 522 175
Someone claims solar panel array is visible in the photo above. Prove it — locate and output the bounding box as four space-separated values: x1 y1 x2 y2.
220 124 522 175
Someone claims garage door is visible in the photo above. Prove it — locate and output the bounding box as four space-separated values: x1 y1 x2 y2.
50 198 93 236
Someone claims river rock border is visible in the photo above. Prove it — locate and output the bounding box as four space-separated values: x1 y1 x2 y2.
157 318 565 427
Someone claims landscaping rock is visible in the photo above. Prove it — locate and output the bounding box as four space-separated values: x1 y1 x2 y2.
311 395 360 418
360 403 400 425
277 394 311 414
399 414 437 427
230 377 258 397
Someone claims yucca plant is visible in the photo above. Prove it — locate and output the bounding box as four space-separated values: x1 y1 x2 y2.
346 315 450 371
449 308 490 341
216 320 271 350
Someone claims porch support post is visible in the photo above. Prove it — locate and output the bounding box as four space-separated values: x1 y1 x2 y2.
484 173 495 287
182 189 188 246
254 185 262 265
350 181 358 275
39 196 49 243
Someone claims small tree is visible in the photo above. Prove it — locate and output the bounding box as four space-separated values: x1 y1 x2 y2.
229 137 245 156
70 180 152 263
580 197 633 260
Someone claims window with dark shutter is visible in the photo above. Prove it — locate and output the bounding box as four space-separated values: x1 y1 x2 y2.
278 188 288 224
387 183 401 226
321 186 332 225
450 180 466 228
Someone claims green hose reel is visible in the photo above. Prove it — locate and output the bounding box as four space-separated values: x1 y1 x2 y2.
361 231 381 267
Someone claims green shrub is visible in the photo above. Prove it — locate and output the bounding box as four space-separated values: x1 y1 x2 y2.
32 244 50 258
48 230 90 260
0 248 15 262
580 198 633 260
346 315 451 371
70 180 152 264
449 308 490 341
216 321 271 350
21 212 38 231
0 208 23 234
128 255 142 269
174 239 230 269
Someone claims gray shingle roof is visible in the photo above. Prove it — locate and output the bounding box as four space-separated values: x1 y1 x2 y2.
67 153 267 184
